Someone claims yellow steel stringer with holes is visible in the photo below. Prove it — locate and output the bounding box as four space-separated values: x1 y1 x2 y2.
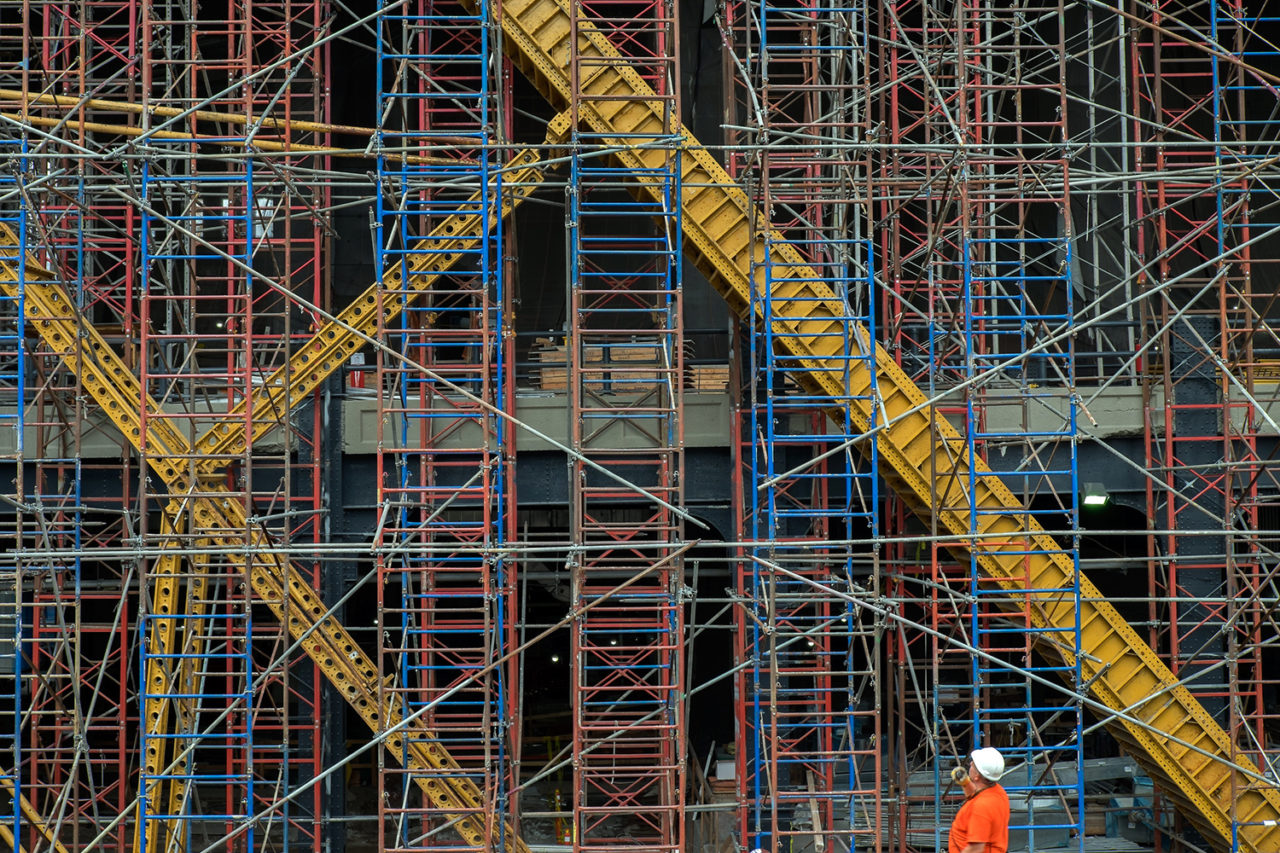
459 0 1280 848
134 505 215 853
135 508 196 853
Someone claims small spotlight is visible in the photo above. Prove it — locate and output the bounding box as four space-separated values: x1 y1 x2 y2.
609 639 618 646
550 654 561 663
1082 482 1110 508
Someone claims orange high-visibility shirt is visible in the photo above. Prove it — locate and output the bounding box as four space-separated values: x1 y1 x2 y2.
948 784 1010 853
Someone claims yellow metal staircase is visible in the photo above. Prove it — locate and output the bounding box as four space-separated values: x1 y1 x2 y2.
468 0 1280 849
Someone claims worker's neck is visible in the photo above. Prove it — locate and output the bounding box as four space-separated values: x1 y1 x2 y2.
963 777 994 798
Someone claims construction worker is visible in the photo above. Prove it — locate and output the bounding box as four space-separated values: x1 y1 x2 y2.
947 747 1009 853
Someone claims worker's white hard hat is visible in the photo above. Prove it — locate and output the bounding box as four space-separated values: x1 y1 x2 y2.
970 747 1005 782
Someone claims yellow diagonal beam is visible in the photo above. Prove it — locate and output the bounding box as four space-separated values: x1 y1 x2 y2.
132 506 215 853
133 508 190 853
164 543 212 845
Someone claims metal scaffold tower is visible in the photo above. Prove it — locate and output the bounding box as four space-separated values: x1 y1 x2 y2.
1 0 1280 851
373 0 518 847
1135 0 1280 844
722 0 884 847
133 2 330 848
9 6 137 849
1217 5 1280 843
875 0 1086 846
565 0 686 843
0 138 30 853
